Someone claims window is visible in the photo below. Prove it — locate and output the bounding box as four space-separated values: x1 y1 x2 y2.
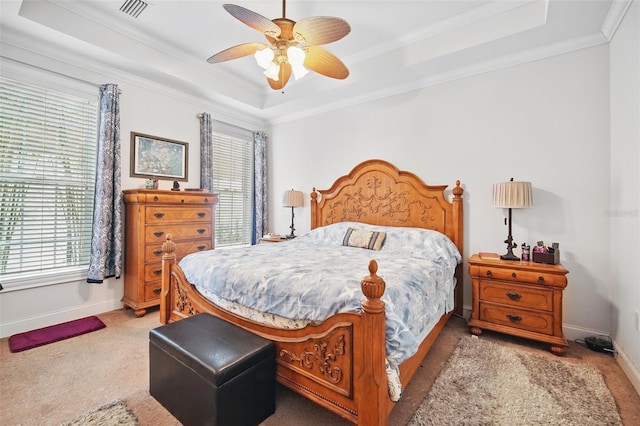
0 77 98 280
212 121 254 247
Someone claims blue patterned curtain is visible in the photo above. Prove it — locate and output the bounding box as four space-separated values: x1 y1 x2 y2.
87 84 122 283
252 131 268 245
199 113 213 192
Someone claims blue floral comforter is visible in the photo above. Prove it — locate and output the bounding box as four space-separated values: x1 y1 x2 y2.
179 222 461 367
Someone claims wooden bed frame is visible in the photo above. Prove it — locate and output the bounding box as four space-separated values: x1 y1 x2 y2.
160 159 464 425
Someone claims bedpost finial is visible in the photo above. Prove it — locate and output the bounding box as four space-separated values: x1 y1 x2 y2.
453 180 463 198
361 260 385 313
162 233 176 254
311 188 317 201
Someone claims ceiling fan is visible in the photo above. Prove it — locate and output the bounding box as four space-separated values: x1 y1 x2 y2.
207 0 351 90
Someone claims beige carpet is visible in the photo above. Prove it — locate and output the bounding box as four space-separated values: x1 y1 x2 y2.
0 308 638 426
409 336 622 425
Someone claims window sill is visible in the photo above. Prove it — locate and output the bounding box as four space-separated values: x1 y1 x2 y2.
0 267 88 293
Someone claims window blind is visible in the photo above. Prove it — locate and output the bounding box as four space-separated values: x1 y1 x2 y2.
0 77 98 277
212 121 253 247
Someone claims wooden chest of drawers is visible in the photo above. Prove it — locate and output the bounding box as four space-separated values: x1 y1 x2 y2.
123 189 218 317
467 254 569 355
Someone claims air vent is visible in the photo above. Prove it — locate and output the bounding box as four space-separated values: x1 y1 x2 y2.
119 0 148 18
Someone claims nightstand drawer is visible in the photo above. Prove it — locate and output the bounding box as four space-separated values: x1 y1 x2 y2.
479 303 553 335
479 281 553 311
475 266 565 286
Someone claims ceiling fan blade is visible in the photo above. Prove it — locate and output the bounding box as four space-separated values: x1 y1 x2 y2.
267 63 292 90
293 17 351 45
207 42 267 63
223 4 281 38
304 46 349 80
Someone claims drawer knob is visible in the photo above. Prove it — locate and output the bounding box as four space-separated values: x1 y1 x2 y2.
154 231 165 238
197 228 206 234
197 245 206 251
153 250 162 256
154 212 165 218
506 314 522 322
486 270 493 277
153 269 162 275
153 288 161 294
153 196 159 201
506 292 522 301
511 272 517 278
197 212 206 218
204 198 209 202
538 276 545 282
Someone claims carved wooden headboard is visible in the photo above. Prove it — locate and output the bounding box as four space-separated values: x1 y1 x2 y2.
310 159 464 254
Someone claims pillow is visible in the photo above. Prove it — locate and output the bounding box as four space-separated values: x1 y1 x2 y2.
342 228 386 250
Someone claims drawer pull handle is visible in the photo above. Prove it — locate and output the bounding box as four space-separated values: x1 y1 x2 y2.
506 314 522 322
486 270 493 277
538 276 545 282
205 198 209 202
153 196 159 201
197 228 206 234
153 288 161 294
197 245 206 251
154 212 165 218
506 292 522 301
153 250 162 256
197 212 206 218
154 231 165 237
181 199 185 204
511 272 517 278
153 269 162 275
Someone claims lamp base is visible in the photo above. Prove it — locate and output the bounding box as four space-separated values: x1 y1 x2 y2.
500 252 521 261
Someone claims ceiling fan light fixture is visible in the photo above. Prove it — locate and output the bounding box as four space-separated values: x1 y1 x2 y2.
254 47 275 69
287 46 308 80
264 62 280 81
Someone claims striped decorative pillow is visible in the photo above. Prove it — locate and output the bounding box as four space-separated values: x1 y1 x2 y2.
342 228 386 250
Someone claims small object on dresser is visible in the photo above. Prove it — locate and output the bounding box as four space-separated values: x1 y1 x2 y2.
184 188 204 192
521 243 530 261
532 241 560 264
478 252 500 259
171 180 180 191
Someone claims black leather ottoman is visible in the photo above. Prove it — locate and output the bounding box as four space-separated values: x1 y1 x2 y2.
149 313 275 426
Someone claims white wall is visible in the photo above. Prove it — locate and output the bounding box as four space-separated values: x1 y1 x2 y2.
610 0 640 388
270 45 612 340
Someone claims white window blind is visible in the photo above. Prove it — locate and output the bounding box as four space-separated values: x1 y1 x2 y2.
0 77 98 278
212 121 253 247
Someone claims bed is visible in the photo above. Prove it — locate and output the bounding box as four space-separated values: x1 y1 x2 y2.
159 159 464 425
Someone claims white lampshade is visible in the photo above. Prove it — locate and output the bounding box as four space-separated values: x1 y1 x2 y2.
287 46 308 80
254 47 275 69
263 62 280 81
283 189 304 208
493 180 533 209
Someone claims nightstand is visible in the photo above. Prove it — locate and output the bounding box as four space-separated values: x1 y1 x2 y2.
259 236 288 243
468 254 569 355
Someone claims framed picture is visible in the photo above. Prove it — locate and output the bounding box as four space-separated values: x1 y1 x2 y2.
130 132 188 181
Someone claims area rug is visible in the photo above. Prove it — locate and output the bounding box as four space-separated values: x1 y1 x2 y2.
8 316 106 353
408 336 622 426
60 400 139 426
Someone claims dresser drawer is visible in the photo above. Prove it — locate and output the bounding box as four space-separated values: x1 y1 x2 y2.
145 206 212 224
140 192 217 205
479 281 553 311
479 303 553 335
475 265 566 286
144 263 164 281
144 240 212 261
144 281 162 302
145 223 212 243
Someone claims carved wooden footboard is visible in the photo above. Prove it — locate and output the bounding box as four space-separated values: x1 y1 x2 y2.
161 238 389 425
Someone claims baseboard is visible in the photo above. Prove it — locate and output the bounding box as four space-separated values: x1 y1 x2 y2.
0 299 123 338
614 343 640 396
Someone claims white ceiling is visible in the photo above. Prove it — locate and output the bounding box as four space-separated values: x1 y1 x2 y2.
0 0 629 125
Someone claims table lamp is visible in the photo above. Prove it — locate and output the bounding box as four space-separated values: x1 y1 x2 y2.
493 178 533 261
283 189 304 239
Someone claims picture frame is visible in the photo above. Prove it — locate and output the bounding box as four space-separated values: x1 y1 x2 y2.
130 132 188 181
